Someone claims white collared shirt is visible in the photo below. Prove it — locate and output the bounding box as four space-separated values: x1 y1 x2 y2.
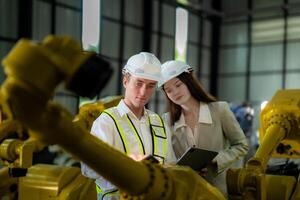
100 99 151 151
92 99 161 156
173 102 213 148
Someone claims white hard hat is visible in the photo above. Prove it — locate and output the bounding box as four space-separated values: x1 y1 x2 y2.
123 52 162 82
158 60 193 88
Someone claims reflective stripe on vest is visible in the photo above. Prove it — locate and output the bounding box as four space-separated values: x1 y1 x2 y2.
96 184 102 194
102 108 167 162
102 111 130 155
125 114 145 155
96 184 118 197
148 113 167 163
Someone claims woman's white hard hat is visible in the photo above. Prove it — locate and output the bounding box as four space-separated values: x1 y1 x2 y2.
158 60 193 88
123 52 162 82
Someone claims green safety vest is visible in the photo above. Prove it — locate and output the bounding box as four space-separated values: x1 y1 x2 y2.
102 107 167 162
95 107 168 196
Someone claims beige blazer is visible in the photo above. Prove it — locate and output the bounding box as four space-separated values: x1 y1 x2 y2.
163 101 249 196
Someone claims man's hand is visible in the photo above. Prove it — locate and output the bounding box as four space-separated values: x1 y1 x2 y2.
129 154 145 161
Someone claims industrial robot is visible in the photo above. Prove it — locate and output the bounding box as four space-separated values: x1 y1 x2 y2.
0 96 122 200
0 35 225 200
0 101 102 199
227 89 300 199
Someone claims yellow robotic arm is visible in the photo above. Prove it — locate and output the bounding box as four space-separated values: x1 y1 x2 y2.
0 108 47 169
73 95 123 131
259 90 300 160
227 89 300 200
0 36 225 200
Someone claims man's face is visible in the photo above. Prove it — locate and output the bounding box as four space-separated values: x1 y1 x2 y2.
123 75 157 109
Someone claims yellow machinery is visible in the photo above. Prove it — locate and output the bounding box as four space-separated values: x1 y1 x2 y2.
0 35 225 200
74 96 123 131
0 97 122 200
227 89 300 200
0 108 26 199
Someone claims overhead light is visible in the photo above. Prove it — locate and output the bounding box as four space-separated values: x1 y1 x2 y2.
82 0 100 52
175 7 188 61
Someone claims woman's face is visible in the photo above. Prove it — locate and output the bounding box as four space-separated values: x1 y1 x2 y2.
163 77 191 105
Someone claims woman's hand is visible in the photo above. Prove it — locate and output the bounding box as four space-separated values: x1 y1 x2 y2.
198 167 208 177
198 160 218 178
210 159 218 170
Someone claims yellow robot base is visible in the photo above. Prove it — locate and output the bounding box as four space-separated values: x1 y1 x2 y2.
18 164 96 200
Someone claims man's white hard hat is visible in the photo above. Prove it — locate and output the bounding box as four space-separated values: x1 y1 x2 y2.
123 52 162 82
158 60 193 88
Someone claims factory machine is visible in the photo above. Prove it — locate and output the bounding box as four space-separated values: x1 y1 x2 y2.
0 95 122 200
227 89 300 200
0 35 299 200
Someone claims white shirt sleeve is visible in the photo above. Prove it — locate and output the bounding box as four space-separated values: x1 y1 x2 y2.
90 113 115 144
80 113 115 179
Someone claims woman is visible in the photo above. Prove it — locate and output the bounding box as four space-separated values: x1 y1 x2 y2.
159 60 249 196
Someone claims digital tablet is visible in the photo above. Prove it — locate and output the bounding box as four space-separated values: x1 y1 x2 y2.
176 147 218 171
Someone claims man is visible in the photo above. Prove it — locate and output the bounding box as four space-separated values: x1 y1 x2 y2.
81 52 176 200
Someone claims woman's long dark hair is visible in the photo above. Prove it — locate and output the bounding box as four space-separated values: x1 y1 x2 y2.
163 72 217 126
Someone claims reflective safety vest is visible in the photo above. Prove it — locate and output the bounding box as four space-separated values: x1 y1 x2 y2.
95 107 168 197
102 107 168 162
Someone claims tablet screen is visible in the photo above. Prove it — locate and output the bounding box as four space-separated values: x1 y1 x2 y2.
176 147 218 171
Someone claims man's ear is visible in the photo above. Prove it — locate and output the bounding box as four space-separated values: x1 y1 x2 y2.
123 76 128 88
